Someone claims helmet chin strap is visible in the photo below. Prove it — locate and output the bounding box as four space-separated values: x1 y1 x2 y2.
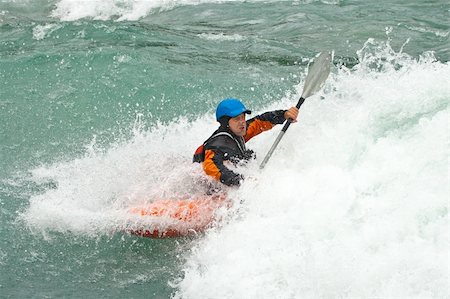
218 116 231 128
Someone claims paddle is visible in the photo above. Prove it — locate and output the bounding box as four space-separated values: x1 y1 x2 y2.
259 51 332 169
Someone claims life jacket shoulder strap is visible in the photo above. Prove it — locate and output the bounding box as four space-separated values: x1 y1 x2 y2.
192 131 245 163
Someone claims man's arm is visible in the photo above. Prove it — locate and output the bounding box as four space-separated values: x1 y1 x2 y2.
244 110 286 142
203 149 243 186
244 107 299 142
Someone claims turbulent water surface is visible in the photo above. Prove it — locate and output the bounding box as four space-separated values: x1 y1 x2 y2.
1 0 449 298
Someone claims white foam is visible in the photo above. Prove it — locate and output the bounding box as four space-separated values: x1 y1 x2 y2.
19 39 449 296
403 24 449 38
32 23 62 40
51 0 244 21
50 0 338 21
20 116 222 236
197 33 246 42
173 41 450 298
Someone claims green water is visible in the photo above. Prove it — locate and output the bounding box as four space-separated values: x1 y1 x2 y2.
1 0 449 298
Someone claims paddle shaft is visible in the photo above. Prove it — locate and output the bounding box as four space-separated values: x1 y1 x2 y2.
258 51 331 169
259 97 305 169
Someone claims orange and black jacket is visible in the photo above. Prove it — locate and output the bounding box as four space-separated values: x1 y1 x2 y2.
193 110 286 186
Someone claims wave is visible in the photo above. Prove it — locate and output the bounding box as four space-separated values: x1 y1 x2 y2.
18 39 449 296
173 41 449 298
47 0 337 21
50 0 244 21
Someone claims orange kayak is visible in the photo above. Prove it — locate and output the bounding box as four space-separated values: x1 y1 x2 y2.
127 194 227 238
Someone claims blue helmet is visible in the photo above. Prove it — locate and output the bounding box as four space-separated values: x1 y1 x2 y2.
215 98 251 121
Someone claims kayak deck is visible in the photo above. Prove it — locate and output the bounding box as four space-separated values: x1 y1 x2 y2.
127 194 227 238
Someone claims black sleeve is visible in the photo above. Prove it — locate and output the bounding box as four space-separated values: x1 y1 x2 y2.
247 110 287 126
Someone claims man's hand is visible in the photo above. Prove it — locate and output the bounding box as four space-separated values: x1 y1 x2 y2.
284 107 299 122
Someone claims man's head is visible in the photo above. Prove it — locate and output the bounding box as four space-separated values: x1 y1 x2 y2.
216 98 251 137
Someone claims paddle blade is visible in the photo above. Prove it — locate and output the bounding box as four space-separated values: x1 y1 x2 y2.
301 51 332 99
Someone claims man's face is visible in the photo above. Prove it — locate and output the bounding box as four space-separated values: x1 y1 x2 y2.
228 113 247 137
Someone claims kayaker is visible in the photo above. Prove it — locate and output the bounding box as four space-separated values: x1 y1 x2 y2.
193 98 299 186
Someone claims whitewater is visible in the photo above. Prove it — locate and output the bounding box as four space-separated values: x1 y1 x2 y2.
1 0 449 298
174 47 449 299
20 41 450 298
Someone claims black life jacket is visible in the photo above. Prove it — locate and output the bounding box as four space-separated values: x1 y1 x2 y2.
193 130 254 163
